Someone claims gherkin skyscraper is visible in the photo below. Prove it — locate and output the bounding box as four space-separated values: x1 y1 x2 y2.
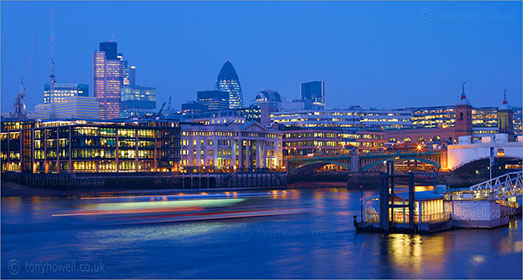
215 61 243 109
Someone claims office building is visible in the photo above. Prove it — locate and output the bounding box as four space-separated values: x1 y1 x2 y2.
513 107 522 136
43 83 88 104
180 122 282 172
93 42 124 120
120 86 156 115
409 106 456 129
472 107 499 138
282 128 386 159
181 101 208 114
183 110 246 125
123 61 136 86
1 119 180 173
197 90 229 111
271 108 412 130
119 63 157 118
239 105 262 124
35 96 100 120
301 81 326 109
215 61 243 109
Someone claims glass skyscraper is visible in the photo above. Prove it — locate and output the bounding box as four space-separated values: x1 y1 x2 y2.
301 81 326 109
215 61 243 109
120 64 156 117
93 42 124 120
197 90 229 111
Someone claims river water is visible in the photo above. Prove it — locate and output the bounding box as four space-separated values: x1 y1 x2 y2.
1 187 521 278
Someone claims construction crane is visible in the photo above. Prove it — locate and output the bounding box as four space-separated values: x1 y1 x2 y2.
156 101 166 120
12 37 37 118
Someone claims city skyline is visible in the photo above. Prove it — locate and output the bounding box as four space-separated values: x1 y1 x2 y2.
1 2 522 279
1 1 521 114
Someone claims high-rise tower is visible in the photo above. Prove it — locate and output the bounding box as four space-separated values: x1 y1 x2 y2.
215 61 243 109
301 81 326 110
93 42 124 120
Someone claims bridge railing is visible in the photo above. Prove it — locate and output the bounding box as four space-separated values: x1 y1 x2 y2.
287 148 440 161
366 211 452 224
448 171 523 201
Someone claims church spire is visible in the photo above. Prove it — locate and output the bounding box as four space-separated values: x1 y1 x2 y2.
458 82 471 106
461 82 466 101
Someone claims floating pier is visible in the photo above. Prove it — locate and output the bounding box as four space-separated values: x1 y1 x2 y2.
354 166 522 234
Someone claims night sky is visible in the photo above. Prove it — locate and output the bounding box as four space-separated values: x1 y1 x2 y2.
1 1 521 114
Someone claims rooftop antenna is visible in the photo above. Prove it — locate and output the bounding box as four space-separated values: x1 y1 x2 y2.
111 34 115 42
49 8 56 107
503 89 508 105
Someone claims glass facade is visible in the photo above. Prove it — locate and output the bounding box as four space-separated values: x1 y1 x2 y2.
93 42 124 120
1 120 180 173
120 62 156 117
43 83 88 104
215 61 243 109
197 90 229 111
300 81 325 109
121 86 156 110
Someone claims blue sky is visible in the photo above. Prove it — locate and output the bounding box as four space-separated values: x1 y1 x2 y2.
1 1 521 113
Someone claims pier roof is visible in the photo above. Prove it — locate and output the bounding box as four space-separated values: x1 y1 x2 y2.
365 191 443 201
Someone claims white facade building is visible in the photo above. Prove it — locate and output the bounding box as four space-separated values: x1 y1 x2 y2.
180 122 283 172
34 96 100 120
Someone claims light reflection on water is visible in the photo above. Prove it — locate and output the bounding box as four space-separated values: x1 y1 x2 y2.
1 187 521 279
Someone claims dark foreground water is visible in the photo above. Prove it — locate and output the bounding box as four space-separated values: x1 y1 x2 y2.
2 187 522 279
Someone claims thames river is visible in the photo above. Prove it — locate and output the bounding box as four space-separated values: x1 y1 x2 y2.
1 187 522 279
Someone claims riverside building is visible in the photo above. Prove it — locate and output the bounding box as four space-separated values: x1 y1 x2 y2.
282 127 386 158
179 122 283 173
1 119 180 173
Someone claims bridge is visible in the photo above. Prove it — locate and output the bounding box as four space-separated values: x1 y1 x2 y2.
287 137 522 175
287 149 442 175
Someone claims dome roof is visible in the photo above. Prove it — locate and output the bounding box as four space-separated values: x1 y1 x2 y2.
255 90 281 102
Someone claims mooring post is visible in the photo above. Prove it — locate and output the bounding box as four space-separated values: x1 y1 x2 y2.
408 171 415 233
379 172 389 233
388 161 395 225
360 184 363 222
432 168 437 189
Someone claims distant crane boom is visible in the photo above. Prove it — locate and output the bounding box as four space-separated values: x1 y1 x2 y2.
12 37 37 118
157 102 166 119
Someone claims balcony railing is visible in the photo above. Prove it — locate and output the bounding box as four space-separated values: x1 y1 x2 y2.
366 211 452 224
